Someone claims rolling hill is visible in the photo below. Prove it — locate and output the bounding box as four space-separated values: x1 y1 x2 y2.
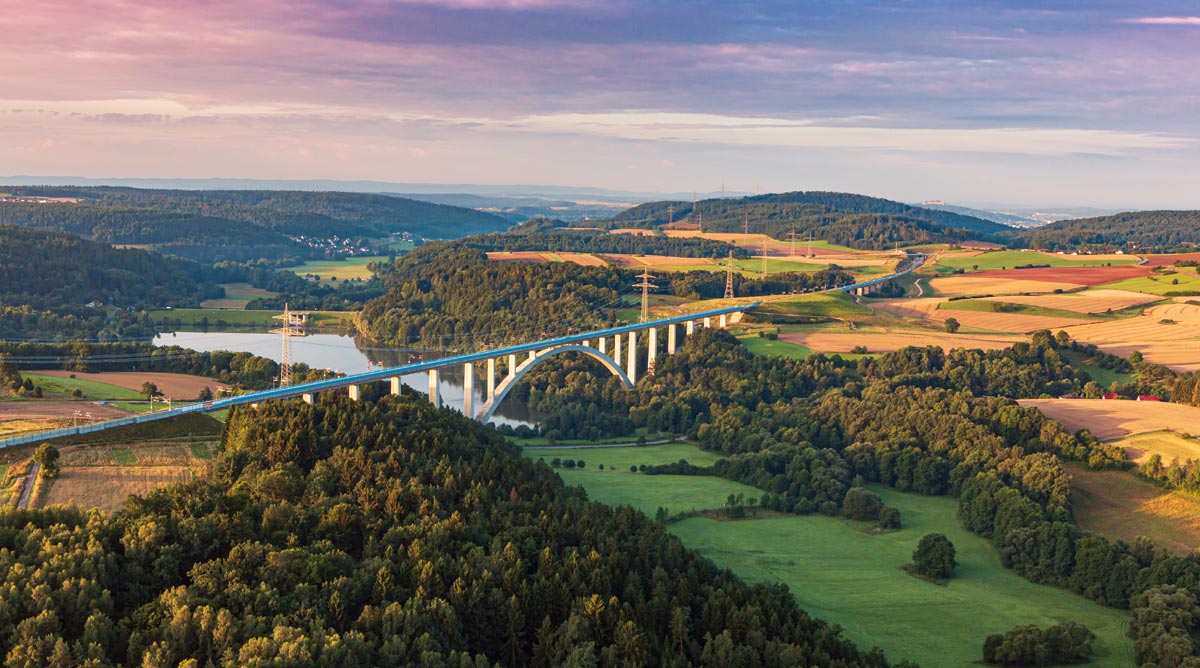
1018 210 1200 252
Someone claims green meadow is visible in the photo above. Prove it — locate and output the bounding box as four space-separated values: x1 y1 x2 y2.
1104 270 1200 295
21 373 144 400
284 256 388 282
759 291 872 318
937 250 1139 272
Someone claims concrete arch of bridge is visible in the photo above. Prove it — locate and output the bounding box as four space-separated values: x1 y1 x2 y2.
476 344 632 424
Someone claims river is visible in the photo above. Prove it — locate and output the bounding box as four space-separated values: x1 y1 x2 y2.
152 331 539 428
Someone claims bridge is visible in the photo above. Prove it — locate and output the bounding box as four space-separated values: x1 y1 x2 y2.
0 253 925 449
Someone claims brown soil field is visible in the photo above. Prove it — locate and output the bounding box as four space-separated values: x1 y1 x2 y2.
31 371 224 399
1059 303 1200 371
981 289 1161 314
929 275 1086 297
603 254 714 267
927 309 1089 334
41 466 197 513
1067 464 1200 555
1018 398 1200 441
485 251 608 267
609 228 657 236
199 298 251 309
972 265 1153 285
1144 253 1200 268
782 330 1022 353
0 401 128 421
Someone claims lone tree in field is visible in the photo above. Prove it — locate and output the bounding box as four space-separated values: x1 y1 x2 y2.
140 381 160 401
913 533 956 579
33 443 60 479
197 386 214 401
842 487 884 521
944 317 961 334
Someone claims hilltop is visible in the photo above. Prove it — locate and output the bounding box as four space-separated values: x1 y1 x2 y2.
0 186 510 262
606 191 1010 249
1018 210 1200 252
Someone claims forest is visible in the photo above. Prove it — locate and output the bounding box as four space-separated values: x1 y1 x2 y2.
1017 210 1200 252
0 394 905 668
463 218 741 258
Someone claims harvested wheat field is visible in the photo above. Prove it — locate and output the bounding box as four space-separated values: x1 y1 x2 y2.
31 371 222 399
1061 303 1200 370
981 289 1161 314
875 297 946 319
1109 431 1200 465
929 275 1086 297
1019 398 1200 441
927 309 1089 334
782 330 1022 354
0 417 70 438
665 230 776 244
486 251 608 267
1067 465 1200 555
603 254 714 267
41 466 197 512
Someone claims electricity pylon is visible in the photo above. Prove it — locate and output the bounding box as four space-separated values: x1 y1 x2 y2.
724 252 736 300
271 303 308 387
634 271 658 323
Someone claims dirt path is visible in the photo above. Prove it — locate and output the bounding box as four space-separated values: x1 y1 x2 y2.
16 461 39 509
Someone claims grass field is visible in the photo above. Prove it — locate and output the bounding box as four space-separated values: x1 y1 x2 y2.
939 299 1097 321
511 427 656 447
1103 270 1200 296
1067 464 1200 555
937 250 1139 272
1061 350 1137 388
738 334 815 359
758 292 873 318
284 256 387 282
671 487 1135 668
1109 430 1200 465
21 373 144 400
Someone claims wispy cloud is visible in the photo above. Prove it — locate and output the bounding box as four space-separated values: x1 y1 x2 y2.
1125 16 1200 26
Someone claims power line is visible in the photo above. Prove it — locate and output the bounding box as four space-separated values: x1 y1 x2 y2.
633 271 658 323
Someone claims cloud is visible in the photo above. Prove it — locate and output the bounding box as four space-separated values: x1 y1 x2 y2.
514 111 1190 156
1125 16 1200 26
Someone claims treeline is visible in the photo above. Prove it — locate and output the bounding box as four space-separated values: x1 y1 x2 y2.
358 245 625 348
0 341 330 390
464 222 741 258
0 394 905 667
1017 210 1200 252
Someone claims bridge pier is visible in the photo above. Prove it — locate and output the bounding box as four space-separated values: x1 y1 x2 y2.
508 354 517 379
302 393 315 405
487 358 496 402
428 369 441 408
390 377 401 396
667 323 677 354
348 385 361 401
720 313 728 328
704 317 712 329
648 327 658 373
598 337 607 354
686 320 695 335
627 330 638 385
614 334 622 366
463 363 474 417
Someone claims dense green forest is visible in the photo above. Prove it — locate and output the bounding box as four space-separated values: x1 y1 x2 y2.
464 218 742 258
2 186 510 255
604 191 1009 249
1016 210 1200 252
357 242 855 348
0 394 902 668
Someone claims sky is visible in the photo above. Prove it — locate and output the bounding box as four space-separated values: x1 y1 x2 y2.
1 1 1198 207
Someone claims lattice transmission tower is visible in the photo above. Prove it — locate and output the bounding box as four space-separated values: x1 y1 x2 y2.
724 251 736 300
271 303 308 387
634 271 658 323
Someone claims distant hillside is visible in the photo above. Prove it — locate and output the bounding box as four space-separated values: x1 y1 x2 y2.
390 192 631 222
607 191 1008 249
0 186 510 262
1019 210 1200 252
917 202 1036 228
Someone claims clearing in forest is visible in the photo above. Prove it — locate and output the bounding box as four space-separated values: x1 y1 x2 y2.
1067 464 1200 556
38 440 215 513
1018 398 1200 441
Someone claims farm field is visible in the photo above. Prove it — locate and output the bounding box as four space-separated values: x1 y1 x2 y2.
150 308 357 331
1067 464 1200 555
981 289 1161 314
200 282 279 309
1019 398 1200 441
1061 350 1137 388
1143 253 1200 268
877 298 1092 334
671 486 1135 668
738 334 815 359
1102 269 1200 296
522 443 755 516
756 291 873 318
603 253 716 269
1061 303 1200 371
29 370 223 399
19 373 145 400
1108 430 1200 465
935 250 1138 272
781 330 1021 354
929 265 1154 298
0 417 69 438
38 439 215 512
487 251 609 267
284 256 387 282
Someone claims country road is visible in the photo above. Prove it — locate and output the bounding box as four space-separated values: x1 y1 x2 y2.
16 461 40 509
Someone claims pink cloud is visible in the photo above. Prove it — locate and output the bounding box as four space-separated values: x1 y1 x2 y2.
1125 16 1200 26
